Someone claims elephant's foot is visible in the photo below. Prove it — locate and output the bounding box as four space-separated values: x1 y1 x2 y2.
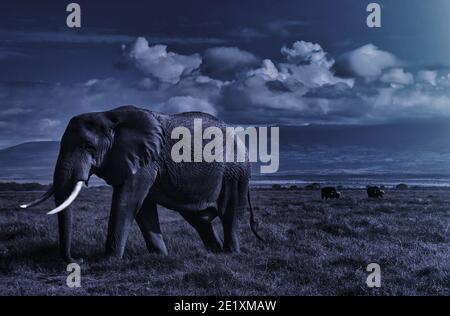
223 245 240 253
104 251 122 259
205 239 223 253
145 233 168 255
223 233 240 253
61 250 84 264
105 242 126 259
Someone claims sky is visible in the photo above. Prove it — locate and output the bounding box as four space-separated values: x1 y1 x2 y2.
1 0 450 148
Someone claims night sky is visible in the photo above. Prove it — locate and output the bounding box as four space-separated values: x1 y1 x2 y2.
1 0 450 148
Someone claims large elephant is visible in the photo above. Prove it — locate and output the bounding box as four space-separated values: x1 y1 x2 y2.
20 106 262 263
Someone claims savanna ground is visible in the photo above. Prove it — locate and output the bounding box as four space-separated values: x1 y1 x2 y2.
0 186 449 296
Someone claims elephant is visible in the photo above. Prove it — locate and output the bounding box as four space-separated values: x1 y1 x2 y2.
20 105 263 263
367 186 384 198
321 187 341 200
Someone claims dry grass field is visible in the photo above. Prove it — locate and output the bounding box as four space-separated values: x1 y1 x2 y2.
0 186 449 295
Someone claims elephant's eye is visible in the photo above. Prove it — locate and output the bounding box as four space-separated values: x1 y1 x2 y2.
84 142 96 153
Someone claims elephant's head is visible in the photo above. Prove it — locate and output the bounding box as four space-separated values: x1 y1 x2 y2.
20 106 163 262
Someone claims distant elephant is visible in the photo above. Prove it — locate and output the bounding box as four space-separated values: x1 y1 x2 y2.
321 187 341 200
20 106 263 263
367 186 384 198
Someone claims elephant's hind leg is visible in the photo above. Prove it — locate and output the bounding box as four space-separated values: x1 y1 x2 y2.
221 205 241 253
218 178 246 253
136 198 168 255
180 209 223 252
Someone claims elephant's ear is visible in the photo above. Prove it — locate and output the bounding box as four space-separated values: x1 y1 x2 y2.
106 106 164 184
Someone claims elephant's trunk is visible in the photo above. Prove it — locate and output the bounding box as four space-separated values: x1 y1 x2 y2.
53 152 87 263
56 201 74 262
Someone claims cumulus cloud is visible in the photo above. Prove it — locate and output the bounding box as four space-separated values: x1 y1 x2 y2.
281 41 332 67
4 37 450 148
417 70 437 86
246 41 353 90
247 59 287 81
367 85 450 120
380 68 414 86
203 47 259 76
217 41 355 123
279 41 353 88
125 37 202 84
338 44 398 79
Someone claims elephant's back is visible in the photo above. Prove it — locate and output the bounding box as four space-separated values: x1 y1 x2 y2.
172 111 223 123
152 112 249 211
154 113 225 210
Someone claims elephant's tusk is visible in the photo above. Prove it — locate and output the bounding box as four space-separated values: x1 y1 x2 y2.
19 185 55 209
47 181 84 215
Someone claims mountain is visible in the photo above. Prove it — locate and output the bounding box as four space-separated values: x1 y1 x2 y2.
267 119 450 177
279 119 450 151
0 141 59 181
255 119 450 178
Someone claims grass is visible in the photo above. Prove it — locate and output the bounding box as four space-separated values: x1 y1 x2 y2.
0 186 449 295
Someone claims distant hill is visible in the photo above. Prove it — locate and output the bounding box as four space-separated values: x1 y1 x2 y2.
279 119 450 151
0 141 59 181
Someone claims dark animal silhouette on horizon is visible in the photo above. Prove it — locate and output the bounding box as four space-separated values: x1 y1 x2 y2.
367 186 384 198
321 187 341 200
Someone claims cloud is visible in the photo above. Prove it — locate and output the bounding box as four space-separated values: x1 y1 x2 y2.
39 118 61 131
281 41 331 67
244 41 353 92
264 20 309 37
203 47 259 76
247 59 287 81
367 86 450 120
4 38 450 148
217 41 355 123
380 68 414 86
417 70 437 86
0 47 25 59
0 29 226 45
0 75 224 147
137 77 157 90
125 37 202 84
229 20 308 40
217 42 450 125
277 41 353 88
228 27 265 40
0 121 11 129
337 44 398 79
0 107 32 116
0 30 134 44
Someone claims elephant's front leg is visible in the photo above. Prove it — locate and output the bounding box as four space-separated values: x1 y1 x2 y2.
105 173 152 258
136 197 168 255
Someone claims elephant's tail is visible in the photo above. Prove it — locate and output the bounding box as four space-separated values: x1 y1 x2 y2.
248 190 265 242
